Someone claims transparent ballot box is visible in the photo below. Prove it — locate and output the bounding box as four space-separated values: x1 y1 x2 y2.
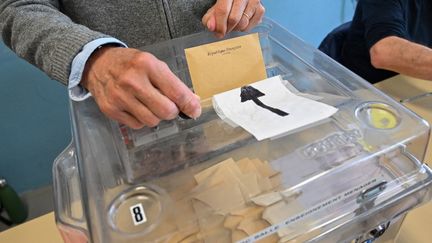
53 18 432 243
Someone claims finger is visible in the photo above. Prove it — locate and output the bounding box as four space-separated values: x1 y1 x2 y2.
226 0 248 33
103 88 162 127
125 100 161 127
234 12 250 31
207 14 217 32
202 7 211 26
96 97 146 129
119 95 164 127
114 111 146 129
148 62 202 119
202 7 216 31
132 82 179 120
213 0 233 38
233 0 260 31
245 3 265 31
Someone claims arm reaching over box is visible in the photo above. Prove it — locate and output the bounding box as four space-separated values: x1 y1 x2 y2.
369 36 432 81
1 0 245 128
338 0 432 83
81 47 201 129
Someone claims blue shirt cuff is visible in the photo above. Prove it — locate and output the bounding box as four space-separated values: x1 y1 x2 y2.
68 37 127 101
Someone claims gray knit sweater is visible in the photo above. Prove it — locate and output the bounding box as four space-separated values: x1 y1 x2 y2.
0 0 215 85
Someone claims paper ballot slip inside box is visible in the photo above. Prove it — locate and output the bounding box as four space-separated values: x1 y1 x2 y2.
213 76 338 141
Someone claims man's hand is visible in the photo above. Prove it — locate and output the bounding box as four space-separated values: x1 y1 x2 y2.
81 46 201 129
202 0 265 38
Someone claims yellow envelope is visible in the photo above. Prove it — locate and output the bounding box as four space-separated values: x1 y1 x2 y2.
185 33 267 99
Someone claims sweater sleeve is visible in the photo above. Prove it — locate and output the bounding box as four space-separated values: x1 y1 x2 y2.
0 0 110 85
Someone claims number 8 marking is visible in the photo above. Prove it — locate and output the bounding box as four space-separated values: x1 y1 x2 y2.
130 203 147 226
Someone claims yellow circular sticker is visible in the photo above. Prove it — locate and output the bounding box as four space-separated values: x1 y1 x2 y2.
368 104 398 129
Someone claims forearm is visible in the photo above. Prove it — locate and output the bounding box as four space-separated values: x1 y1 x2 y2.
0 0 108 85
370 36 432 81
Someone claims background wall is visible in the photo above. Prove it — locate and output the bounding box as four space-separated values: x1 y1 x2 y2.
0 42 71 193
0 0 356 194
263 0 357 47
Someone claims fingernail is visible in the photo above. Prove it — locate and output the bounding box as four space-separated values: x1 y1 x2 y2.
178 111 191 120
207 16 216 31
189 101 202 119
192 107 202 119
207 19 215 32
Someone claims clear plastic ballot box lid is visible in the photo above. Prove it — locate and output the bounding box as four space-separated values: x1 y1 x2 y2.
53 18 432 243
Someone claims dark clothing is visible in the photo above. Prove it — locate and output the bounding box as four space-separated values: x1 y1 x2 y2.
319 22 352 63
340 0 432 83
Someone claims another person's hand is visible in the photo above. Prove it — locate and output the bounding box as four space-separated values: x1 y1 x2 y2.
81 46 201 129
202 0 265 38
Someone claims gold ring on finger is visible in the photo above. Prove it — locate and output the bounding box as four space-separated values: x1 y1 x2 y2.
242 12 251 19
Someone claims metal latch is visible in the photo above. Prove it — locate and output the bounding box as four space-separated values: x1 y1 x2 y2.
357 181 387 204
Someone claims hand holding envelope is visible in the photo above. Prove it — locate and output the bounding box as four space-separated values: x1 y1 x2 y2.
185 33 267 100
202 0 266 38
185 34 338 140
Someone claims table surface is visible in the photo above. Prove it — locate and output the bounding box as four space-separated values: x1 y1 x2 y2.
375 75 432 243
1 75 431 243
375 75 432 163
